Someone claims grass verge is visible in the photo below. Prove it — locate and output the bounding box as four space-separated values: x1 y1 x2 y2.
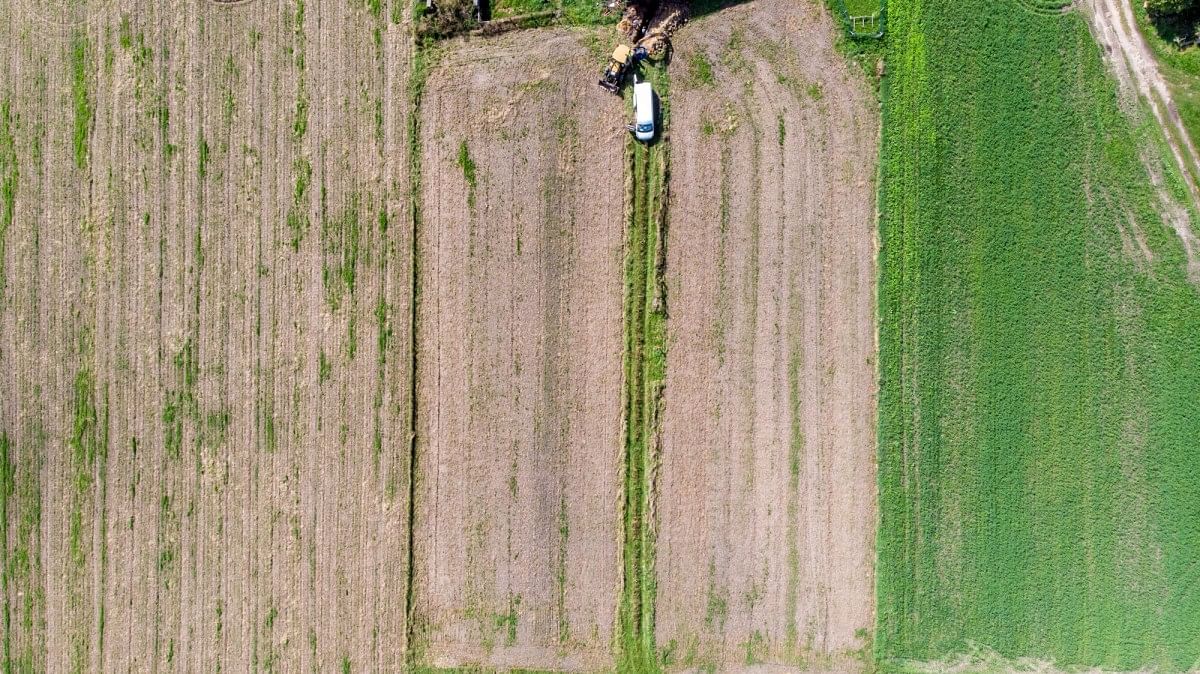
618 61 669 674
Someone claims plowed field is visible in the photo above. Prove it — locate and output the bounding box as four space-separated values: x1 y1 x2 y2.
0 1 413 670
411 28 627 671
0 0 879 671
655 0 878 670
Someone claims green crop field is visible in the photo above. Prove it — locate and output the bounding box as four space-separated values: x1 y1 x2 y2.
878 0 1200 671
842 0 881 16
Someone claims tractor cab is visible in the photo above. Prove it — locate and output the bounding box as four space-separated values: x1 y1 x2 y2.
598 44 648 94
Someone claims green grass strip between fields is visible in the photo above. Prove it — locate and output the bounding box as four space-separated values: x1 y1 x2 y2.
618 62 669 674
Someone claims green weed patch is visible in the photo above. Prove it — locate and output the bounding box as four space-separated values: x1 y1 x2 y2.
0 432 10 666
489 0 553 20
70 31 93 169
0 100 16 303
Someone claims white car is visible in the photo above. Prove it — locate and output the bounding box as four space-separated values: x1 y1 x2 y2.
632 80 655 142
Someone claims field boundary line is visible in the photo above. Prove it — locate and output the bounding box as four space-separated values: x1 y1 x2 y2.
403 27 434 671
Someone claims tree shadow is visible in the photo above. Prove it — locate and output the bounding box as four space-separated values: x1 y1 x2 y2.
1148 8 1200 47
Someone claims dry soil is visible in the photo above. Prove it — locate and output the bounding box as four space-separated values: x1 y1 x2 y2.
654 0 879 670
0 0 413 670
0 0 879 671
410 28 628 672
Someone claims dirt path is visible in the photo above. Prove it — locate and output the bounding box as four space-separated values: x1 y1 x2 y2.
654 0 878 670
1085 0 1200 190
0 1 413 670
411 28 627 672
1084 0 1200 279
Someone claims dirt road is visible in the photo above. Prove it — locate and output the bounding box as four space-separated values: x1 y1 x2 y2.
1084 0 1200 280
1084 0 1200 189
410 28 627 671
654 0 878 670
0 0 413 670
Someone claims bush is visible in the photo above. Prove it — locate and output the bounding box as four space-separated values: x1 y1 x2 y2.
1147 0 1199 17
416 0 478 37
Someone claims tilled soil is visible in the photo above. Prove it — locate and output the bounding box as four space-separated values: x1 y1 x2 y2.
411 28 627 671
0 0 879 671
0 0 413 670
655 0 879 670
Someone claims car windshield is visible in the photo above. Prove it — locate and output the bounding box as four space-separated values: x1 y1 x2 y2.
637 123 653 133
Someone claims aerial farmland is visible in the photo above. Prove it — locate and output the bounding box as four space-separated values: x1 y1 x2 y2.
2 0 1200 672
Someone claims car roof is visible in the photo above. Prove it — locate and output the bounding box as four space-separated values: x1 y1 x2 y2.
634 81 653 103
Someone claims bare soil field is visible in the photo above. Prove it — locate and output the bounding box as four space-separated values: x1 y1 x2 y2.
1 0 880 670
655 0 878 670
410 28 627 671
0 0 413 670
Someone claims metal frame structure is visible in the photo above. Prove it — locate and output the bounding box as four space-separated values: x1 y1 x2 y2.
830 0 885 39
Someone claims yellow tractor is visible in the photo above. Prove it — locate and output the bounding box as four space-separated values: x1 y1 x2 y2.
598 44 648 94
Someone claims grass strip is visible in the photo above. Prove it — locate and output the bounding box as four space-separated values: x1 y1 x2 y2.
618 62 669 674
